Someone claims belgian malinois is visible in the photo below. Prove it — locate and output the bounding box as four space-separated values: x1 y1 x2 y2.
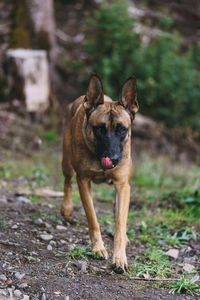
61 74 139 273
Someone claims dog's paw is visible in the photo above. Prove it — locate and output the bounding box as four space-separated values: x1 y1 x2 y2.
112 253 128 274
60 204 73 219
93 247 108 260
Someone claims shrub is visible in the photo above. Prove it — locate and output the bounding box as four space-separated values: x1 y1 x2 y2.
84 0 200 129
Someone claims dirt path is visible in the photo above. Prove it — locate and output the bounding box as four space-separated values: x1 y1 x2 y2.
0 195 197 300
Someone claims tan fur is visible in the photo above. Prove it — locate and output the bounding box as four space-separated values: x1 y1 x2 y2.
61 77 138 273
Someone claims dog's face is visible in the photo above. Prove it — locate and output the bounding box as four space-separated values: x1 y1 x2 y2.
83 75 139 169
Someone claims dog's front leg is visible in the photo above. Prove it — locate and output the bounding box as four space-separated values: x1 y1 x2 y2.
112 182 130 273
76 177 108 259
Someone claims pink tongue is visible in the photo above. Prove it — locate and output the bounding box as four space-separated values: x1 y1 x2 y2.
101 157 114 168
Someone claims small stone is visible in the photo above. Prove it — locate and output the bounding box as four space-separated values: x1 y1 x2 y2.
0 196 7 203
44 222 51 229
47 244 53 251
74 260 87 273
0 288 8 296
18 282 28 289
11 224 18 229
49 240 57 246
31 298 39 300
15 272 25 280
14 289 22 297
0 274 7 281
183 263 195 273
166 249 179 259
60 240 67 245
16 196 31 204
22 296 29 300
41 293 46 300
34 218 43 225
40 234 53 241
56 225 67 231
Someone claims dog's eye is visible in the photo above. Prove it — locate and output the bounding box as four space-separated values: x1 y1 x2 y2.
93 124 106 135
116 124 127 135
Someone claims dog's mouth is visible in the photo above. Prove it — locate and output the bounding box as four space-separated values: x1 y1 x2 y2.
101 157 115 169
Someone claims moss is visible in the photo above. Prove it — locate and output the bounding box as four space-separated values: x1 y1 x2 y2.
9 0 32 48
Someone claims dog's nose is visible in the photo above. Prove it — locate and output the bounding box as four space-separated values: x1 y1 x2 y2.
111 155 119 166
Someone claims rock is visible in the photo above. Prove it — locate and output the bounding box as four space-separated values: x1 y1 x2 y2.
0 274 7 281
73 260 87 273
16 196 31 204
40 234 53 241
14 289 22 297
22 295 30 300
47 244 53 251
165 249 179 259
41 293 46 300
56 225 67 231
11 224 18 229
0 196 7 203
18 282 28 289
15 272 25 280
183 263 195 272
60 240 67 245
34 218 43 225
49 240 57 247
44 222 51 229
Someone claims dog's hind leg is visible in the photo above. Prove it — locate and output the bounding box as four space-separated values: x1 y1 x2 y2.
61 152 74 219
77 177 108 260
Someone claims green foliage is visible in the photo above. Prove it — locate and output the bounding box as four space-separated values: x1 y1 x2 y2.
65 245 100 261
0 215 7 230
85 0 141 97
85 0 200 129
169 275 200 296
44 130 59 142
159 16 173 29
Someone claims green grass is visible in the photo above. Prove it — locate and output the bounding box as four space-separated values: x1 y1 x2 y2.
65 245 100 261
169 275 200 296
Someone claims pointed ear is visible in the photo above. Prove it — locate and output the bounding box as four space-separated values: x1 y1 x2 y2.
83 74 104 112
118 76 139 118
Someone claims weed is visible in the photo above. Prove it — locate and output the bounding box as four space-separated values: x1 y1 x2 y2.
65 245 99 261
166 227 197 247
131 260 170 278
0 215 7 230
169 275 200 296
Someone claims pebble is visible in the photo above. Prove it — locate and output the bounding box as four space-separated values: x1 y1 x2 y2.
60 240 67 245
11 224 18 229
14 289 22 297
56 225 67 231
40 234 53 241
49 240 57 247
22 296 30 300
34 218 43 225
165 248 179 259
73 260 87 273
15 272 25 280
41 293 46 300
47 244 53 251
0 196 7 203
18 282 28 289
44 222 51 229
16 196 31 204
0 274 7 281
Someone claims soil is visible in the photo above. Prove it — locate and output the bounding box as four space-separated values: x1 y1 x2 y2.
0 195 196 300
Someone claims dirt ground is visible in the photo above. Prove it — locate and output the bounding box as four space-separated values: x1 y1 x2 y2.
0 194 197 300
0 110 200 300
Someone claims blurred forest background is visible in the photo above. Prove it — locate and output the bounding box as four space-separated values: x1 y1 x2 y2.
0 0 200 129
0 1 200 299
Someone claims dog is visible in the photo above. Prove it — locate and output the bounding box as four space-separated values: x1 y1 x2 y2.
61 74 139 273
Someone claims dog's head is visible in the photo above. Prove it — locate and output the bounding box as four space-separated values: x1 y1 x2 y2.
83 74 139 169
